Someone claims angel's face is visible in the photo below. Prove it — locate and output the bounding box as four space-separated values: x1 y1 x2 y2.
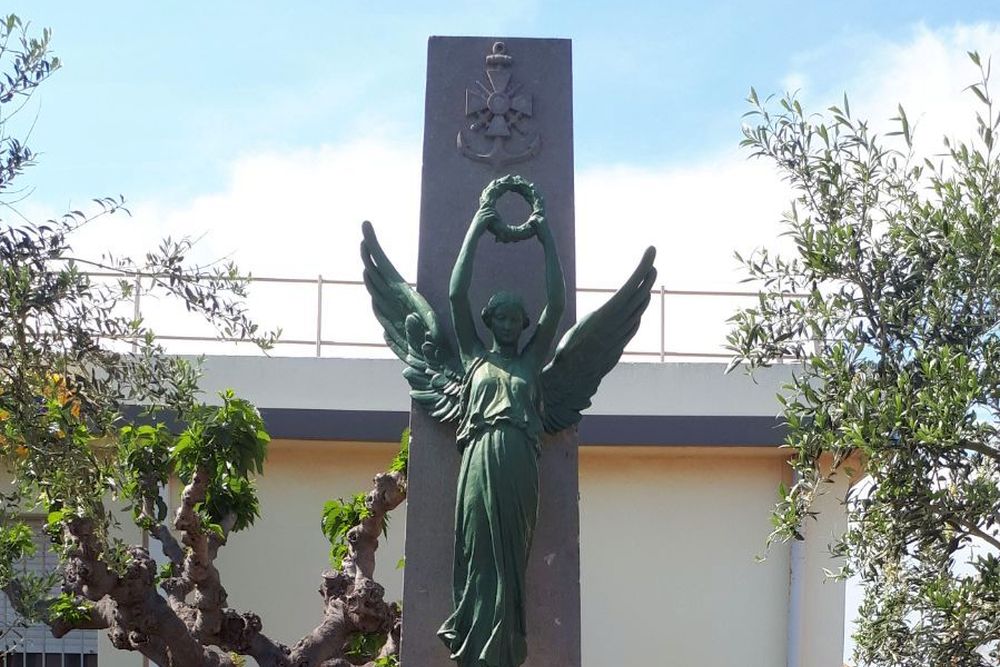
489 303 526 346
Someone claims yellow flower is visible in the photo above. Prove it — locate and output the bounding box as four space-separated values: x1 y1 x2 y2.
15 445 28 458
0 409 8 422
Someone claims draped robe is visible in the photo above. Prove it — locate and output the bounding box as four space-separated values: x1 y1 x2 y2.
437 354 541 667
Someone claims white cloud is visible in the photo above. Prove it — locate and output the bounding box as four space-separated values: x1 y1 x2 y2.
59 139 422 357
781 72 808 95
574 155 794 356
71 141 792 358
808 22 1000 155
59 21 1000 360
576 154 790 290
75 138 422 279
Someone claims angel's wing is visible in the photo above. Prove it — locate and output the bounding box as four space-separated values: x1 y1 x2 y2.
360 221 465 422
540 247 657 433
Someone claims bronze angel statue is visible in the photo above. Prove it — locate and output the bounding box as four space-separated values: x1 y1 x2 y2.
361 175 656 667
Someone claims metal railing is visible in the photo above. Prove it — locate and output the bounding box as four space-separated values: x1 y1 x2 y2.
577 284 762 361
89 272 770 362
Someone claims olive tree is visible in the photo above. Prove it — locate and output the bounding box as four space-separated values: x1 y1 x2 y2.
0 15 404 666
729 53 1000 666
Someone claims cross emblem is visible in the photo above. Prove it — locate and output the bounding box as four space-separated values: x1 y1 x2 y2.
457 42 541 168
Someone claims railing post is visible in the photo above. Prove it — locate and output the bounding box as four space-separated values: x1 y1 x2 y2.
316 274 324 358
132 273 142 353
659 284 666 362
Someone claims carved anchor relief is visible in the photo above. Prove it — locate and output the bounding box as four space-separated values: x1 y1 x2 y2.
457 41 541 168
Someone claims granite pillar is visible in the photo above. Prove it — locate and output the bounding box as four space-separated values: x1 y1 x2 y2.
401 36 581 667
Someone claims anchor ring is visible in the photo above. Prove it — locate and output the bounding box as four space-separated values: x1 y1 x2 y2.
478 175 544 243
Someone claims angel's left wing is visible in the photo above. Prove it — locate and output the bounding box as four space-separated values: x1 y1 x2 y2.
540 247 657 433
360 221 465 422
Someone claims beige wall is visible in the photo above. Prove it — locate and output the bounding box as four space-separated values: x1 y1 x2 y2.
5 439 849 666
580 446 793 667
795 461 850 667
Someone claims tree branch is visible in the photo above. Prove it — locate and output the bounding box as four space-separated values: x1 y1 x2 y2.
158 467 293 664
59 516 237 666
961 440 1000 465
172 466 230 640
1 579 113 637
945 516 1000 553
150 522 185 567
344 471 406 582
137 482 185 568
287 470 406 667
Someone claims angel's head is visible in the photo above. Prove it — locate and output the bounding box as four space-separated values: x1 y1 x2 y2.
481 291 530 346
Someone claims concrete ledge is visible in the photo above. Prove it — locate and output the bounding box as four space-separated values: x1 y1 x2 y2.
260 408 409 442
578 414 786 446
256 408 786 447
197 356 793 417
191 356 793 447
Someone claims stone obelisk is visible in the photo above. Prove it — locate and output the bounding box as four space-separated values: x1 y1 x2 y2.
402 37 581 666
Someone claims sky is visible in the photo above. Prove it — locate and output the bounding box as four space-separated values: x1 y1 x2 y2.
4 4 1000 661
0 3 998 347
3 2 1000 360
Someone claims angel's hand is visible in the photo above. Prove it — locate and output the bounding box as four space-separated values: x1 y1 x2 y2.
479 179 502 207
471 204 499 236
529 214 551 245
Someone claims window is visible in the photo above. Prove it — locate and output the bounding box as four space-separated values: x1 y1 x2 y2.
0 519 98 666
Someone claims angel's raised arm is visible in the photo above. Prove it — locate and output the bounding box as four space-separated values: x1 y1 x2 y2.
449 205 492 366
523 216 565 368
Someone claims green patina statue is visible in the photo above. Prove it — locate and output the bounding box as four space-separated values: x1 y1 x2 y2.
361 175 656 667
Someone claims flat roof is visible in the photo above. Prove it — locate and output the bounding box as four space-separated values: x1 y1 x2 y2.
195 357 794 447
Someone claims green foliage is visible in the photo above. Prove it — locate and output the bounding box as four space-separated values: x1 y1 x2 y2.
47 593 92 624
321 493 370 569
0 522 35 587
389 428 409 476
2 572 58 626
319 431 410 569
0 14 59 189
345 631 387 661
171 391 269 533
156 560 177 585
373 655 400 667
117 422 173 528
732 53 1000 666
100 538 135 578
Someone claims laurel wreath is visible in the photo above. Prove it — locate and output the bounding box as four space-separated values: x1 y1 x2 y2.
478 175 545 243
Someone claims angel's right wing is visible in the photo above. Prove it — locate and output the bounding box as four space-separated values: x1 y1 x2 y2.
360 221 465 422
540 247 657 433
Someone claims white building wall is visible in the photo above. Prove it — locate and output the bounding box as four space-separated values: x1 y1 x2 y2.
1 359 849 666
8 439 849 667
580 446 793 667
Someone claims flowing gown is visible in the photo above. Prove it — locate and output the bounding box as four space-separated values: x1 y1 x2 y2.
437 355 542 667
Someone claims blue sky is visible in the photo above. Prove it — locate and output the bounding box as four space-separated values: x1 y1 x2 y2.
7 2 998 206
3 3 1000 359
